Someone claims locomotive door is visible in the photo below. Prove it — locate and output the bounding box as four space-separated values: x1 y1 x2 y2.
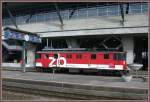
89 53 98 68
75 53 89 68
76 53 82 64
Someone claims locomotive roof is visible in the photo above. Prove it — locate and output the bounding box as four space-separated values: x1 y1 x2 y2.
37 48 126 53
37 50 126 53
42 48 124 51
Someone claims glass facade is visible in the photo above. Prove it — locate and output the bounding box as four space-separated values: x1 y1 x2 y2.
2 3 148 26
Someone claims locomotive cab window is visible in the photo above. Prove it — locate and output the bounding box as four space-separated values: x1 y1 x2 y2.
54 53 58 59
104 54 109 59
91 54 96 59
114 53 126 60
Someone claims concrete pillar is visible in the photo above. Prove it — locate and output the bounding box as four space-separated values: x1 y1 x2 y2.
66 39 79 48
121 36 134 64
26 43 36 68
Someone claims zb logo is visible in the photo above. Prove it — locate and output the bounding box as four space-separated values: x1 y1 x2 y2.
49 54 66 67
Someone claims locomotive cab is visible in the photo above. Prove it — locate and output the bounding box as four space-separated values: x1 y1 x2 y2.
113 52 127 70
113 53 126 61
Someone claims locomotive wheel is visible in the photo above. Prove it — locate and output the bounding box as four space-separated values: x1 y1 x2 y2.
42 68 45 72
36 67 43 72
121 70 129 75
42 68 51 73
69 68 81 74
98 70 107 76
114 70 122 76
98 70 122 76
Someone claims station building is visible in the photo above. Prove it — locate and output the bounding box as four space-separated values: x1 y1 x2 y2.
2 2 148 70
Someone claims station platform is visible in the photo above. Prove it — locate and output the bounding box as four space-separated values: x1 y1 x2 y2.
2 70 148 100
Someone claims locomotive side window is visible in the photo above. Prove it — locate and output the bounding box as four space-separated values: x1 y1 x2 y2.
44 54 49 59
91 54 96 59
67 54 72 58
35 53 41 59
54 53 58 59
77 54 82 59
104 54 109 59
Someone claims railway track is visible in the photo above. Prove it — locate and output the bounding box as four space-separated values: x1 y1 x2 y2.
3 67 148 77
2 70 148 100
2 78 148 100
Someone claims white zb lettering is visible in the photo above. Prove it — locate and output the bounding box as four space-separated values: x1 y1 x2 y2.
49 57 66 67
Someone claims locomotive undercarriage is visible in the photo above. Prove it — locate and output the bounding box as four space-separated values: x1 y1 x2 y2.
36 67 128 76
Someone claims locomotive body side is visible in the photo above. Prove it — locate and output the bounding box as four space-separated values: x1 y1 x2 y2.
35 51 127 71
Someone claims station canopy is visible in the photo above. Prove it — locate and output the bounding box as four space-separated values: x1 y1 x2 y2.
4 27 41 43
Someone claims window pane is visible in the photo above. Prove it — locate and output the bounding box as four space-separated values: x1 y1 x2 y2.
2 19 5 26
98 6 107 16
67 54 72 58
54 53 58 59
30 15 36 23
130 3 141 10
108 5 119 16
22 15 28 24
37 13 44 22
15 16 20 24
19 17 23 24
78 8 87 18
77 54 82 59
129 3 141 14
45 12 51 21
51 12 59 21
91 54 96 59
61 10 69 20
88 7 97 17
104 54 109 59
114 53 126 60
142 3 148 13
69 9 78 19
5 18 12 25
44 54 49 59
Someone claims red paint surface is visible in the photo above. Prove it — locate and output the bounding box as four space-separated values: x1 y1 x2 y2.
36 51 127 70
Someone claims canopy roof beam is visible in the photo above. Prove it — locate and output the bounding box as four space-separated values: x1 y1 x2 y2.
5 3 18 29
54 3 63 26
119 4 125 26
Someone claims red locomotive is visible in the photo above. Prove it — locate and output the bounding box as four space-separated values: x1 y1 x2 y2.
35 48 127 74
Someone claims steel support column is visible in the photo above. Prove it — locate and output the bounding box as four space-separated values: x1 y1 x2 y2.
99 35 122 51
26 13 35 23
126 3 129 14
5 3 18 29
54 3 63 26
22 42 26 72
119 4 125 25
46 38 49 47
69 8 76 19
